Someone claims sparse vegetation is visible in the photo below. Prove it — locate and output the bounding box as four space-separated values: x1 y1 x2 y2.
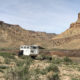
0 65 8 69
51 57 62 64
5 56 32 80
63 56 72 63
0 52 15 59
36 54 52 60
4 58 11 64
45 64 59 73
72 78 80 80
0 69 4 73
0 53 79 80
48 73 60 80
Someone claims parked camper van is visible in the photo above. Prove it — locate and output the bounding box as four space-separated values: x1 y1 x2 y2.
19 45 40 56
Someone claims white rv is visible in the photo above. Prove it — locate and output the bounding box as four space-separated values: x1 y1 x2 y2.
20 45 39 56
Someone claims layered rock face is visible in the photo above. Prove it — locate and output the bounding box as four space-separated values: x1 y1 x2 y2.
0 21 56 49
70 13 80 28
52 13 80 50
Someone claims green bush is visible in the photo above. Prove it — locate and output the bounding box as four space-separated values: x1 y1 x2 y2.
36 64 59 75
16 56 32 67
16 60 25 67
0 65 8 69
0 69 4 73
48 73 60 80
36 54 52 60
25 56 33 65
35 68 41 74
35 55 44 60
34 68 47 75
5 63 30 80
5 55 33 80
63 57 72 64
5 58 10 64
63 57 71 62
72 78 80 80
20 55 27 59
40 69 47 75
44 56 52 60
0 52 15 59
45 64 59 73
51 57 62 64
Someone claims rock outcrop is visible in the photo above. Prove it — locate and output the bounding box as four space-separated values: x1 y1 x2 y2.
52 13 80 50
70 13 80 28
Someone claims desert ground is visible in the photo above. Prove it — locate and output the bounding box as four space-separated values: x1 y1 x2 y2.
0 51 80 80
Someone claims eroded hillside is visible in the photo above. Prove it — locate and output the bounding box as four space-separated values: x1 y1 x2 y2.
0 21 56 49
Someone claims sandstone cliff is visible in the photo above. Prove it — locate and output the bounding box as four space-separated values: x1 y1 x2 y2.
52 13 80 50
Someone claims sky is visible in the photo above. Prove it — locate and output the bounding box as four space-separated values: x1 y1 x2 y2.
0 0 80 34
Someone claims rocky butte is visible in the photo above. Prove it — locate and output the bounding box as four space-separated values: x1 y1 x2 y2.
52 13 80 50
70 13 80 28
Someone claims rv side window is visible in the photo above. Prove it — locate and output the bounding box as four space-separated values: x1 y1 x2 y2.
27 47 29 49
21 46 23 48
24 46 26 49
33 47 37 49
